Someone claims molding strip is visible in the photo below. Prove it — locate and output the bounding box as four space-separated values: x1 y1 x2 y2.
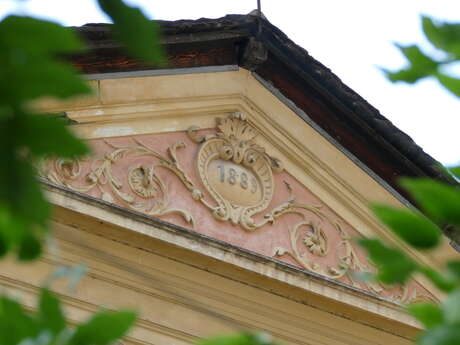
44 179 419 330
84 65 239 81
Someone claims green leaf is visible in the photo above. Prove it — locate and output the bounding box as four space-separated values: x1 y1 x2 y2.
0 209 45 261
382 67 427 84
447 261 460 280
407 303 443 328
0 15 84 55
371 204 441 249
400 178 460 226
0 59 91 102
0 147 50 226
397 44 438 71
419 325 460 345
0 16 91 103
18 233 42 261
38 289 66 334
69 311 136 345
436 73 460 98
382 44 438 84
21 331 54 345
422 16 460 58
0 296 39 344
0 145 49 259
21 114 89 158
11 160 50 226
359 238 418 284
97 0 164 63
0 108 87 260
199 334 255 345
199 333 275 345
448 166 460 179
0 206 13 258
0 233 8 257
420 266 456 292
443 289 460 324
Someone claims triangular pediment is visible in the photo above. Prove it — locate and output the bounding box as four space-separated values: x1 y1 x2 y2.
39 68 447 305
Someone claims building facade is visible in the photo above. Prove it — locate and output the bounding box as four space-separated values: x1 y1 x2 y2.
1 14 456 345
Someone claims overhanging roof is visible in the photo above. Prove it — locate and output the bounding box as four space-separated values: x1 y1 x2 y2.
70 14 451 211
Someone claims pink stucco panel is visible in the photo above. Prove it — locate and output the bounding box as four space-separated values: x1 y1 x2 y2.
45 129 435 303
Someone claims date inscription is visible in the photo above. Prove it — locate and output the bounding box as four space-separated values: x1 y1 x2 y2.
217 165 258 193
208 160 262 206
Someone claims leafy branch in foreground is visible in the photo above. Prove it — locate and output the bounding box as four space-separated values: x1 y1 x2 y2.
382 16 460 97
0 15 90 261
198 332 278 345
0 0 163 344
360 167 460 345
0 288 136 345
0 0 164 262
362 14 460 344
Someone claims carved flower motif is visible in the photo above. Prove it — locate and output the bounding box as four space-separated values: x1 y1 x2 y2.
191 189 203 200
128 165 158 198
55 159 81 180
86 171 98 183
302 223 327 257
328 266 344 276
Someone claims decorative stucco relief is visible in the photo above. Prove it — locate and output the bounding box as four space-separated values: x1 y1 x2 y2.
42 138 196 226
188 112 283 230
39 113 435 304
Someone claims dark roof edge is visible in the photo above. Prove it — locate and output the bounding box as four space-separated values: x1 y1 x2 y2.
253 15 449 182
74 15 253 48
74 14 450 185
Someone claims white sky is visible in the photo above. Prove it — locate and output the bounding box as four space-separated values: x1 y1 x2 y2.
1 0 459 165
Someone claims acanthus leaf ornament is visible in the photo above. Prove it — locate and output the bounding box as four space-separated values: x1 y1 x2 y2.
188 112 285 230
39 138 196 227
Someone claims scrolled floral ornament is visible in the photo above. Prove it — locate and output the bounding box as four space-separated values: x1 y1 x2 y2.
128 165 159 198
39 112 434 303
41 138 196 227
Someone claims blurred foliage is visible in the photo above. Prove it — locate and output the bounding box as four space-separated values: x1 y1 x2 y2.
0 288 136 345
0 0 164 344
360 168 460 345
0 0 163 261
0 15 90 261
382 16 460 97
97 0 164 63
361 14 460 345
198 333 278 345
